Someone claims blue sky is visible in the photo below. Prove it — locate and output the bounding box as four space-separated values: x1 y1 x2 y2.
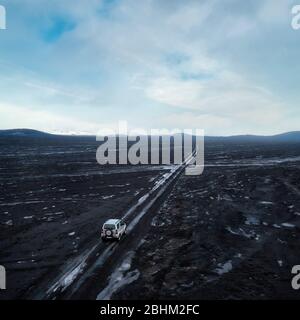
0 0 299 135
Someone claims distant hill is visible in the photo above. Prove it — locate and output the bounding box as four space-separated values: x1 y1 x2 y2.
205 131 300 143
272 131 300 142
0 128 299 143
0 129 52 137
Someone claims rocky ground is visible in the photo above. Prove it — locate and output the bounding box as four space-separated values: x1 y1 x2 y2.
113 143 300 300
0 140 170 299
1 138 300 300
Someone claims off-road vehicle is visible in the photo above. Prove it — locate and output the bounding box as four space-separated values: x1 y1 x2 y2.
101 219 126 241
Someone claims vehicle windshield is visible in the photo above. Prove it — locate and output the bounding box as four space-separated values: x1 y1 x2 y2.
103 224 116 230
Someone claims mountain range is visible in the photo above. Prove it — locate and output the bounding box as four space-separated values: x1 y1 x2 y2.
0 128 300 142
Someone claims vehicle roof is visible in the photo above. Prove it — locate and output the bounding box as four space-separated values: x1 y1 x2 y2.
104 219 120 225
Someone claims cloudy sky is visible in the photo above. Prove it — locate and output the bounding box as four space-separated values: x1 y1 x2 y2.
0 0 299 135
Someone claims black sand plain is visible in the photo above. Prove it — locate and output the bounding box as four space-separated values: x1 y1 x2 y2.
1 133 300 299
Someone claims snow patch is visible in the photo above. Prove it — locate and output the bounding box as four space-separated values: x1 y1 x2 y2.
281 223 296 228
215 260 233 275
97 252 140 300
260 201 274 205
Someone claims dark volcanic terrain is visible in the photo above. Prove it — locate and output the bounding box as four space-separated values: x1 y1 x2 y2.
111 142 300 300
0 136 173 299
1 133 300 300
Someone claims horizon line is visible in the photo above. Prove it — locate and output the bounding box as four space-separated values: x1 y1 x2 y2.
1 128 300 138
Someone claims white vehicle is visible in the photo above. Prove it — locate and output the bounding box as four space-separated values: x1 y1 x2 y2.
101 219 127 241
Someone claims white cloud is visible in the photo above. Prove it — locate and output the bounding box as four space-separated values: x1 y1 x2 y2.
146 71 285 113
161 112 232 136
144 62 291 135
1 0 299 135
0 103 104 134
146 77 204 109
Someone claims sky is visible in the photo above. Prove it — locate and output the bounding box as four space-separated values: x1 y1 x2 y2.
0 0 299 136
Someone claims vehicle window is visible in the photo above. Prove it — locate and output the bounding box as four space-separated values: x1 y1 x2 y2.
104 224 115 230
